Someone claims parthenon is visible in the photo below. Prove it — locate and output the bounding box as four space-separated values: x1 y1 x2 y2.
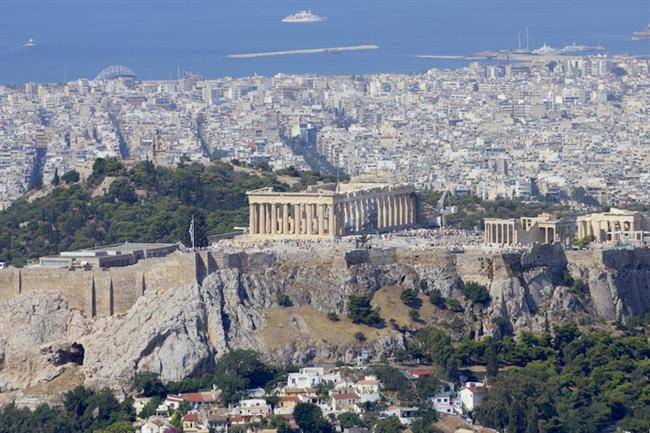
246 183 417 239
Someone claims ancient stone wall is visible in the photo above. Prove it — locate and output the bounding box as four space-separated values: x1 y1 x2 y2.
0 252 200 317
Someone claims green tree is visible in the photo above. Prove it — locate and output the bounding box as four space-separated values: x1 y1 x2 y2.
169 412 182 430
132 372 168 398
327 312 339 321
400 288 420 308
294 403 333 433
95 421 136 433
367 365 410 396
347 294 384 328
445 298 463 312
277 294 293 307
178 401 192 415
486 338 499 378
428 289 445 308
107 178 137 204
337 412 365 429
415 327 455 367
375 415 405 433
461 281 491 306
52 168 60 186
410 409 440 433
137 396 162 419
508 400 526 433
61 169 80 184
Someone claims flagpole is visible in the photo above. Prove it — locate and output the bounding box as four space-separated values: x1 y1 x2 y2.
189 215 195 251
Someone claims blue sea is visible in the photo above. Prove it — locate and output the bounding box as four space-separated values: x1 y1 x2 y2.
0 0 648 84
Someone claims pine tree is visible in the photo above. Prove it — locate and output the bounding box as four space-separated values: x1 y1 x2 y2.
508 400 525 433
526 407 540 433
52 168 60 186
486 338 499 377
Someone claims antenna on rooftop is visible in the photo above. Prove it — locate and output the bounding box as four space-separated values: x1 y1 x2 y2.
526 27 530 51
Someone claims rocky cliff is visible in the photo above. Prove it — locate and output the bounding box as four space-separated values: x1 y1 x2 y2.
1 244 649 405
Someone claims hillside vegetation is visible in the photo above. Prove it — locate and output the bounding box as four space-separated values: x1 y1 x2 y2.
0 158 336 266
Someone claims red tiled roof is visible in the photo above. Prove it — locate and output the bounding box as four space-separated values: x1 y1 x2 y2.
333 393 359 400
166 395 184 402
356 379 380 385
280 396 300 402
180 392 217 403
183 413 199 422
410 369 433 376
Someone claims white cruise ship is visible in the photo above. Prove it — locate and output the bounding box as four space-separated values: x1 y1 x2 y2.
282 10 327 23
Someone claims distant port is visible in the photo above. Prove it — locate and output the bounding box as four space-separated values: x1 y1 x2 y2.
227 45 379 59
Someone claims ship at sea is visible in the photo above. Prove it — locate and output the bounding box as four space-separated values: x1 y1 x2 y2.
26 38 36 47
632 23 650 40
282 10 327 23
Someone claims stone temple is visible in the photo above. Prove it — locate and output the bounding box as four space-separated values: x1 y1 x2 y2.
247 183 417 239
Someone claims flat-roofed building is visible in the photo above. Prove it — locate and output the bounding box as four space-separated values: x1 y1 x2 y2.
246 182 417 239
37 242 179 269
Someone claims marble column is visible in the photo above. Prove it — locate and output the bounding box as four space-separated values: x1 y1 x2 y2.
377 197 384 229
328 204 336 236
259 203 266 234
294 203 301 235
355 201 362 232
249 204 256 234
306 204 313 235
271 204 277 235
282 203 289 235
318 204 325 235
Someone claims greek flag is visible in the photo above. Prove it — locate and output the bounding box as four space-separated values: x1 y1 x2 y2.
189 215 195 250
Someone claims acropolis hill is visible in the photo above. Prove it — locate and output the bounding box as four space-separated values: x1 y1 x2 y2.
0 231 649 405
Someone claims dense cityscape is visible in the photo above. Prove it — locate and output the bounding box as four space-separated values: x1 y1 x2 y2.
1 53 648 208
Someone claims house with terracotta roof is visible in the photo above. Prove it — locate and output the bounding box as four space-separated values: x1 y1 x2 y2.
408 369 433 380
353 375 381 402
331 393 360 413
273 395 300 415
207 414 229 433
140 416 179 433
232 398 272 422
182 413 198 430
459 382 486 412
178 391 221 410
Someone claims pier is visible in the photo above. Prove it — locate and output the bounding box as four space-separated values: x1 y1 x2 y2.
415 55 487 60
227 45 379 59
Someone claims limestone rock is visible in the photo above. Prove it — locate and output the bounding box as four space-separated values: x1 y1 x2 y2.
1 245 649 404
0 292 87 394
